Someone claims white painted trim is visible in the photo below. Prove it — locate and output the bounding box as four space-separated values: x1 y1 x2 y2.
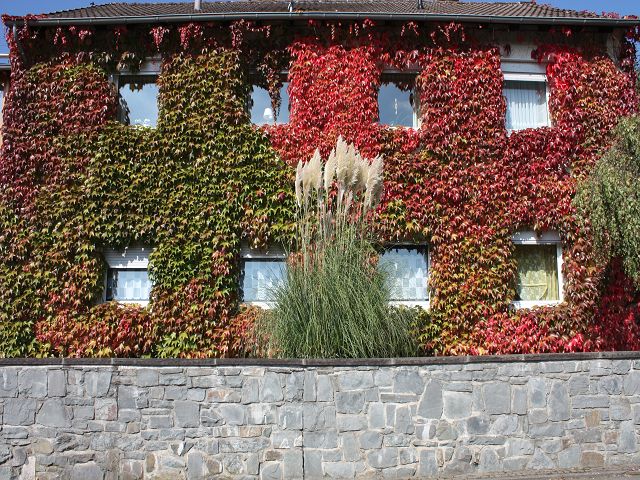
511 231 564 308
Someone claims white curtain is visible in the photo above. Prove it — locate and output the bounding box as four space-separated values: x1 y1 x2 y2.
515 245 559 301
111 270 152 301
505 80 549 131
242 260 286 302
379 248 428 301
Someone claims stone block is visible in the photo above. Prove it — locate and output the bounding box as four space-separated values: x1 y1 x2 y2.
581 451 604 467
624 371 640 395
18 369 47 398
527 378 547 408
573 395 609 409
528 448 555 470
261 373 284 402
4 398 36 426
37 399 71 428
303 371 316 401
304 431 338 449
619 420 637 453
175 401 200 428
558 445 581 468
394 405 414 434
443 391 472 419
70 462 103 480
418 380 443 419
278 405 302 430
47 370 66 397
272 430 302 449
359 431 383 449
303 404 336 431
337 414 367 432
483 382 510 415
261 462 283 480
337 371 374 390
479 448 501 472
418 450 438 476
336 391 365 414
367 448 398 469
548 381 570 421
0 369 18 397
489 415 518 435
303 450 323 479
324 462 355 478
317 375 334 402
394 370 424 395
242 378 259 404
511 386 527 415
611 397 632 421
506 438 534 456
283 451 303 479
85 370 112 396
137 369 158 387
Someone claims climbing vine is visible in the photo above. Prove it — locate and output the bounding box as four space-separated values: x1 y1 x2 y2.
0 16 638 356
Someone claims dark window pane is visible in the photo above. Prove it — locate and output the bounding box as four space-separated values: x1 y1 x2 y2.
119 78 159 128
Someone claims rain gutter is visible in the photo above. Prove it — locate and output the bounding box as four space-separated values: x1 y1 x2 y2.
3 12 640 28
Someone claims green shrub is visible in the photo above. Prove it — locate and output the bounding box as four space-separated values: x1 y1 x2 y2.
261 138 420 358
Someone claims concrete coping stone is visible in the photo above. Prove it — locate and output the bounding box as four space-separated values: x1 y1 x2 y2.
0 351 639 368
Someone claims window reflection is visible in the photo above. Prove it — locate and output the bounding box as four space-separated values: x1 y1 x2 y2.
119 77 159 128
378 82 417 128
250 82 289 125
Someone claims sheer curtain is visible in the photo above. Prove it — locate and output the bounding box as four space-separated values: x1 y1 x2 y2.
504 80 549 131
379 248 428 301
515 245 559 301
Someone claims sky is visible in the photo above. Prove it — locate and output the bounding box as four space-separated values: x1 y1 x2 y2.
0 0 638 54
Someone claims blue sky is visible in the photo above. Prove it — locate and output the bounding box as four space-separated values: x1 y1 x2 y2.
1 0 638 54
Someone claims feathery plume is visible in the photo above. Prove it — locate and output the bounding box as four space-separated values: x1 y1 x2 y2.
364 155 384 209
324 147 337 191
295 160 304 207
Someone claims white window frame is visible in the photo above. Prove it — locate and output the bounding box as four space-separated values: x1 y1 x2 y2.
249 72 290 126
511 231 564 309
102 246 153 307
240 244 287 309
502 61 551 132
111 60 161 127
378 71 421 130
381 243 430 309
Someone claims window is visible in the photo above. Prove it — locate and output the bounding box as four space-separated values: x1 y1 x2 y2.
512 231 563 308
118 76 159 128
241 245 286 305
250 81 289 125
379 246 429 306
114 61 160 128
378 73 419 128
502 61 549 131
103 247 153 306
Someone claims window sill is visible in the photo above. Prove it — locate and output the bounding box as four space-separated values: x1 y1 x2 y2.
107 300 150 308
512 300 562 309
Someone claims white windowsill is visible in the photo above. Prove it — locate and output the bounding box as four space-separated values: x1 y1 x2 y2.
512 300 562 309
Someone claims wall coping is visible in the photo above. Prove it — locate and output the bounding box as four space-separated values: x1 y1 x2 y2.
0 351 639 368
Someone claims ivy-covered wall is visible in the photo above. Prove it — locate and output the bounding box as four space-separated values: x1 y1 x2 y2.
0 19 638 357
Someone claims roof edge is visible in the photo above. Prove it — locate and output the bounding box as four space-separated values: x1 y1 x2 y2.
4 11 640 28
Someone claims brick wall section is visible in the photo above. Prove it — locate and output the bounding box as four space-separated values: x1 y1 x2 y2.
0 354 639 479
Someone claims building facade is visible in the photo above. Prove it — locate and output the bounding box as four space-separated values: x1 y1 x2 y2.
0 1 639 357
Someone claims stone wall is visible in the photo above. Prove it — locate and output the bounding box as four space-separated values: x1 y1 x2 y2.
0 353 639 479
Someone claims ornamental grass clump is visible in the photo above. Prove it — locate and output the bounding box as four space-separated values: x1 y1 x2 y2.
263 137 418 358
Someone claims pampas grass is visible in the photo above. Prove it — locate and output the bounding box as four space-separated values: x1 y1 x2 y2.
259 137 418 358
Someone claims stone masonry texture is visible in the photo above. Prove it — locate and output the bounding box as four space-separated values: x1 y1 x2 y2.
0 354 639 479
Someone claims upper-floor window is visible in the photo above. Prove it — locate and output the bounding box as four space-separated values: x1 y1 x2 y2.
241 245 286 306
114 61 160 128
512 231 563 308
502 61 549 131
378 73 419 128
118 76 159 128
103 247 153 306
379 245 429 306
250 80 289 125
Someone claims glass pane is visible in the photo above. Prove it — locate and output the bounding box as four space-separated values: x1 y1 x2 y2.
504 80 549 131
119 78 159 128
379 248 428 301
107 269 152 302
250 83 289 125
515 245 559 301
378 84 415 127
242 260 286 302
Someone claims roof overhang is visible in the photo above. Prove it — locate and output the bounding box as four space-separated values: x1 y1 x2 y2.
4 12 640 28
